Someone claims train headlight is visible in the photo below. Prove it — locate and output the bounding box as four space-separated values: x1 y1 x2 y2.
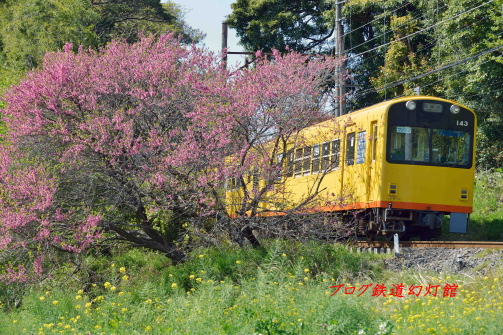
405 100 416 110
450 105 461 114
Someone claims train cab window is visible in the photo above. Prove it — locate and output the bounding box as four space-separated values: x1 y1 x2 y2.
321 141 331 171
390 127 429 161
389 126 471 167
346 132 356 166
431 129 471 165
331 139 340 168
303 146 311 175
294 148 303 176
312 144 320 174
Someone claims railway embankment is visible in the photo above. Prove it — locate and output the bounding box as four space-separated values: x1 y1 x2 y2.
382 247 503 274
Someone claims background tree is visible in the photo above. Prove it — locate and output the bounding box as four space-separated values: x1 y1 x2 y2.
90 0 203 44
227 0 334 53
428 0 503 168
0 0 99 78
0 0 203 89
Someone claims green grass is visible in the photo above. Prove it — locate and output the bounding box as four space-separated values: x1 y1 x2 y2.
1 240 503 334
0 241 389 334
1 171 503 334
442 170 503 241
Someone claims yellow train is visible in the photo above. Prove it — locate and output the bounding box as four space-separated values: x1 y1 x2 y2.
225 96 476 240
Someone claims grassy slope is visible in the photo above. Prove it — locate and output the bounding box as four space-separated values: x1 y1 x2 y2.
0 171 502 334
442 170 503 241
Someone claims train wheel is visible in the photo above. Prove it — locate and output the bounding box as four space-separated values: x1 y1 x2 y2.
365 231 376 241
384 233 394 241
365 221 378 241
422 227 441 241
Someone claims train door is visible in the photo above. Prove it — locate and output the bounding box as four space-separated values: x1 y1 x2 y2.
339 127 353 201
366 121 378 202
341 122 374 206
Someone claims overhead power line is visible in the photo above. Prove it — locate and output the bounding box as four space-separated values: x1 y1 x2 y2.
345 2 445 54
343 1 414 38
348 43 503 102
374 44 503 92
348 0 499 60
418 56 497 91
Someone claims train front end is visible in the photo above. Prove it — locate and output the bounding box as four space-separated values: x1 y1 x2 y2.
377 97 476 239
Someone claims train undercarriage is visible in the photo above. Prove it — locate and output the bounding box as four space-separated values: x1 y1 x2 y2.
356 207 443 241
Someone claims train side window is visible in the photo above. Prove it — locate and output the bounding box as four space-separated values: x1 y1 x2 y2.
346 132 356 166
372 124 378 162
276 153 283 164
331 139 340 168
312 144 320 174
286 149 294 177
294 148 303 176
321 141 331 170
276 153 284 180
303 146 311 175
227 177 241 190
251 168 259 188
356 131 366 164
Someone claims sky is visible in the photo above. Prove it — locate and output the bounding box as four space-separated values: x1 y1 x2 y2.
174 0 243 57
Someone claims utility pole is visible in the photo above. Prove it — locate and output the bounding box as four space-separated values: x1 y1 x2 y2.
334 0 346 116
222 22 228 68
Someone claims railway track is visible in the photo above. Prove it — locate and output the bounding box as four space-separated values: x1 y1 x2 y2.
355 240 503 249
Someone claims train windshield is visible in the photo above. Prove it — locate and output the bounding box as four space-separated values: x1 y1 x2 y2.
386 100 475 168
389 127 471 167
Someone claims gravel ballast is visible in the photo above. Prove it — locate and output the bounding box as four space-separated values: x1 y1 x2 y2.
382 247 503 274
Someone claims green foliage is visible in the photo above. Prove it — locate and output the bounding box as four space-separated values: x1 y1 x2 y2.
0 241 387 334
431 0 503 169
0 0 100 70
469 170 503 239
226 0 334 53
0 0 204 90
92 0 203 45
2 241 503 333
442 170 503 241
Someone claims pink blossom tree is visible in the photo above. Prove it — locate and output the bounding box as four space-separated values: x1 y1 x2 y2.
0 33 343 280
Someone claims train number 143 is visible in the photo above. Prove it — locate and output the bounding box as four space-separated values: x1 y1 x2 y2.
456 120 469 126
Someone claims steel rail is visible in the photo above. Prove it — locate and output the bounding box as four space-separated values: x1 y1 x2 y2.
355 241 503 249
